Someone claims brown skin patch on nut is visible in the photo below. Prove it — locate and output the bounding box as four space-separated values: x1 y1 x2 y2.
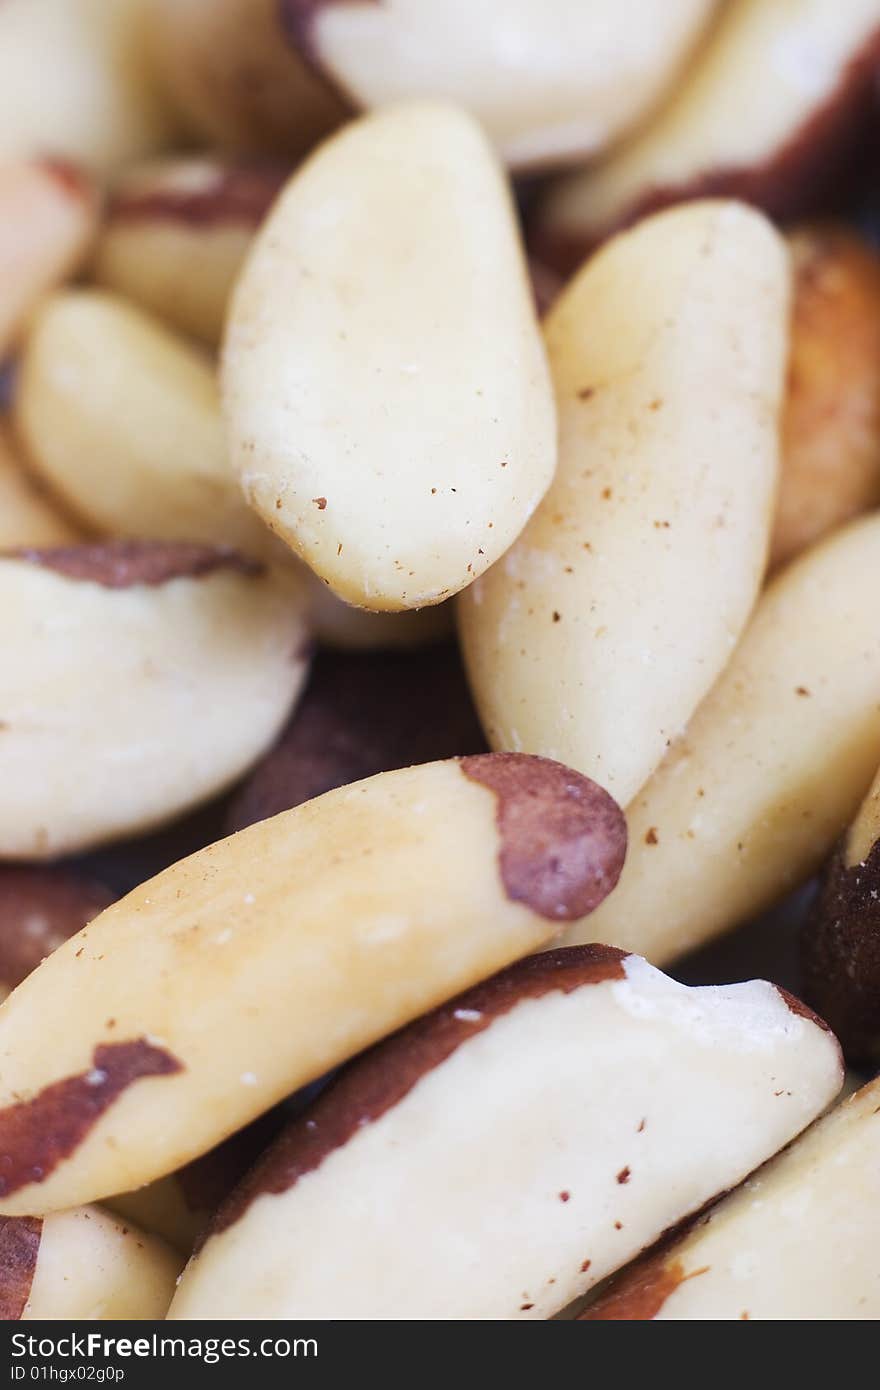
581 1253 687 1320
459 753 627 921
206 944 628 1241
0 1217 42 1320
532 24 880 274
0 1040 183 1200
109 162 289 229
36 159 92 204
4 541 263 589
802 836 880 1063
225 645 486 834
0 869 114 991
175 1108 286 1219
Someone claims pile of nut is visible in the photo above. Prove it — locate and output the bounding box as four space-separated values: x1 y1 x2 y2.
1 0 880 1323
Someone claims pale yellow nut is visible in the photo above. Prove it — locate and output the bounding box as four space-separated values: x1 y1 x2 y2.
0 426 81 549
0 543 310 859
0 0 174 175
0 753 625 1214
15 290 273 558
223 101 557 611
282 0 718 172
567 513 880 964
92 157 289 348
534 0 880 269
303 566 453 649
0 160 98 360
171 945 840 1320
0 1206 181 1321
460 200 789 806
149 0 346 157
585 1076 880 1320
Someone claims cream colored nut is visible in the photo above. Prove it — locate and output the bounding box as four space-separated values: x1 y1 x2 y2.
459 200 789 806
92 158 289 348
0 1207 181 1321
771 225 880 572
223 102 557 611
584 1076 880 1320
149 0 347 157
0 542 309 858
0 425 81 549
0 0 174 175
567 513 880 965
15 290 273 557
0 753 625 1214
0 160 98 360
301 563 453 650
0 866 113 995
534 0 880 271
281 0 718 172
169 945 841 1320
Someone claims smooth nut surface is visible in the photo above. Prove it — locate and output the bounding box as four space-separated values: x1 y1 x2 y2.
222 101 557 611
460 200 789 806
0 425 81 550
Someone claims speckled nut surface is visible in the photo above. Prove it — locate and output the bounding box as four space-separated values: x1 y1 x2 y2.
281 0 717 173
0 160 98 360
534 0 880 272
0 542 309 858
149 0 347 157
0 867 113 997
92 158 289 347
569 514 880 965
222 101 557 611
801 761 880 1064
15 290 274 557
771 224 880 572
226 645 486 833
459 201 789 807
0 754 624 1214
0 426 81 549
0 0 173 174
168 945 841 1320
298 562 454 650
585 1076 880 1321
0 1206 181 1321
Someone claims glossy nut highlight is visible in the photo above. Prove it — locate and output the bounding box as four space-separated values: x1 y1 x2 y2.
567 514 880 964
222 101 557 611
92 157 289 347
533 0 880 272
169 946 840 1319
15 291 273 557
0 542 309 858
0 754 624 1214
585 1078 880 1321
460 200 789 806
0 426 81 550
281 0 718 172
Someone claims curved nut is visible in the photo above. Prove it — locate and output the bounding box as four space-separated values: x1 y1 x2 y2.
533 0 880 271
226 644 486 833
772 224 880 572
0 753 624 1214
585 1078 880 1320
281 0 718 172
15 290 274 557
149 0 347 156
567 513 880 964
460 200 789 806
0 867 113 996
168 946 840 1319
92 157 289 347
299 561 454 650
0 0 174 174
0 542 310 857
0 426 81 550
222 101 557 611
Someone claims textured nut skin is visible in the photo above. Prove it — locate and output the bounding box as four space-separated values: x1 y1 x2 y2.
771 225 880 571
169 948 840 1320
223 101 557 611
226 644 487 833
281 0 717 172
533 0 880 272
0 755 623 1214
460 200 788 806
0 867 113 993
